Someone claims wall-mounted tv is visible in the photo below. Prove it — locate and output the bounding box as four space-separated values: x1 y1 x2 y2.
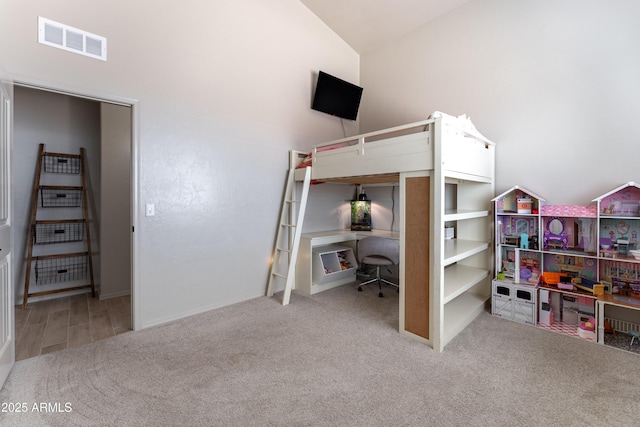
311 71 363 121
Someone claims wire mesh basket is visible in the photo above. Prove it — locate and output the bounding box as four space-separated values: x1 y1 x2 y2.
34 220 85 244
35 253 87 284
43 153 81 174
40 186 83 208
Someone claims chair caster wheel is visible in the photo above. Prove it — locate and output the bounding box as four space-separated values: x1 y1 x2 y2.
358 286 363 292
379 292 384 298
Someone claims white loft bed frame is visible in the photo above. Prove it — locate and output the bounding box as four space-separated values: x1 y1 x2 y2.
288 112 496 351
292 112 494 184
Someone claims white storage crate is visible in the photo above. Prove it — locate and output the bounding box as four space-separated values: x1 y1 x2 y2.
312 245 357 285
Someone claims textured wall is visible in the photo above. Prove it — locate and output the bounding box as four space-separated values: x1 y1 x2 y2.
361 0 640 206
1 0 360 328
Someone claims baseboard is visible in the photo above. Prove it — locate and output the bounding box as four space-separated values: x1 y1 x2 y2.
99 290 131 300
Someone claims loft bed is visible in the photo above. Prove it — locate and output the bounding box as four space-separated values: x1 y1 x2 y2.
287 111 496 352
292 111 494 185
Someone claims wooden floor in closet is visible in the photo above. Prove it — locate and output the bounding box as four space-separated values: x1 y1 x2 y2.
15 294 131 361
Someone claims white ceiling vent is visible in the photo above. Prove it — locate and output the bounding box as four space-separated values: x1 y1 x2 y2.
38 17 107 61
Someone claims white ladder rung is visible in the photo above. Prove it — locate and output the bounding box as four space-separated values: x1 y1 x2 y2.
266 166 311 305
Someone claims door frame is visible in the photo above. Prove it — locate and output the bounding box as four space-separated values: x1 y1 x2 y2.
0 67 14 389
13 78 140 331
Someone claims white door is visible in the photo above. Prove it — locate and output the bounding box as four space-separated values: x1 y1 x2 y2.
0 71 14 388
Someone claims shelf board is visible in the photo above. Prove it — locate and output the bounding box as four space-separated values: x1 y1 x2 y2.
497 212 538 216
444 209 489 221
444 239 489 266
600 214 640 220
538 285 597 299
443 170 493 184
539 249 599 258
442 291 489 348
443 264 489 304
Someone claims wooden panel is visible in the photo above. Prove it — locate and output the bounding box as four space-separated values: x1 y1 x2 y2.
442 130 493 179
312 130 433 180
404 176 430 338
320 173 399 185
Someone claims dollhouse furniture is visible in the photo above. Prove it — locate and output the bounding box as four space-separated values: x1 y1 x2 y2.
502 235 519 246
600 250 617 258
599 238 618 258
603 319 616 335
614 239 636 256
543 217 568 250
492 182 640 353
277 112 496 352
577 317 596 341
629 330 640 346
597 293 640 346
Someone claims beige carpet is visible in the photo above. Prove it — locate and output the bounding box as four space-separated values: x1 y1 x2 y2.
0 283 638 426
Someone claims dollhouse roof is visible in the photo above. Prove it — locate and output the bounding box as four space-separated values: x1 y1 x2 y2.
592 182 640 202
491 185 546 202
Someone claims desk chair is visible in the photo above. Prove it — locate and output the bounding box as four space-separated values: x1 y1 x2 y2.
357 236 399 297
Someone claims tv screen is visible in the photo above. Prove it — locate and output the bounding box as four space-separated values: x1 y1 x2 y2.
312 71 363 121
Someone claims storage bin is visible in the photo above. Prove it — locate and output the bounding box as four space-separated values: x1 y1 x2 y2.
40 186 83 208
43 153 81 174
35 252 87 284
34 220 85 244
312 245 357 285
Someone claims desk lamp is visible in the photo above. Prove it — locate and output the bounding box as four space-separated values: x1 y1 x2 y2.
351 187 371 231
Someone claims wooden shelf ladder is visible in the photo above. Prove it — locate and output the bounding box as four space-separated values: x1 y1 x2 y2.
266 166 311 305
22 144 96 309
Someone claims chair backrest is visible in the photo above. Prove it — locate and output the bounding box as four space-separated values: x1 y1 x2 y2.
357 236 400 265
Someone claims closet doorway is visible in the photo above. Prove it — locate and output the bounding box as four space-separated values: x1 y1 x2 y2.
13 84 135 360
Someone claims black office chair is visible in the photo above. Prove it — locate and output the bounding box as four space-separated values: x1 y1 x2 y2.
357 236 399 297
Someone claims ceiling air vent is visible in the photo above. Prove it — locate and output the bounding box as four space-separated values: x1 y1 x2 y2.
38 17 107 61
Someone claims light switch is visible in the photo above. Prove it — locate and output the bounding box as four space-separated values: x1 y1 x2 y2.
145 203 155 217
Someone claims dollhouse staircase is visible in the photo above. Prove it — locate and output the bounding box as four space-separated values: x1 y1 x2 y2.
22 144 96 309
266 166 311 305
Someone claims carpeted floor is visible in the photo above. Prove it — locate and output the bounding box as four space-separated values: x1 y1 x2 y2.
0 283 638 426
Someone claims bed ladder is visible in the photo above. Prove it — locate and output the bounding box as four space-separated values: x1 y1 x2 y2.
22 144 96 309
266 166 311 305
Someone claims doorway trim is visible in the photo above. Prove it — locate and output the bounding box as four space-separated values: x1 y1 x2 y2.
13 77 140 331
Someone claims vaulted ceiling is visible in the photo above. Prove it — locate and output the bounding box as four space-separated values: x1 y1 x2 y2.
300 0 472 53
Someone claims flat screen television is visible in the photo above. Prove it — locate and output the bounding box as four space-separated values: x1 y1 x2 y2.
311 71 363 121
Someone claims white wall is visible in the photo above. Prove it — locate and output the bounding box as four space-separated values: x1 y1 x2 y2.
360 0 640 206
1 0 360 327
100 103 132 300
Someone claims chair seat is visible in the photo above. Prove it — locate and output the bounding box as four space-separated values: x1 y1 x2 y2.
361 255 394 265
357 236 399 297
